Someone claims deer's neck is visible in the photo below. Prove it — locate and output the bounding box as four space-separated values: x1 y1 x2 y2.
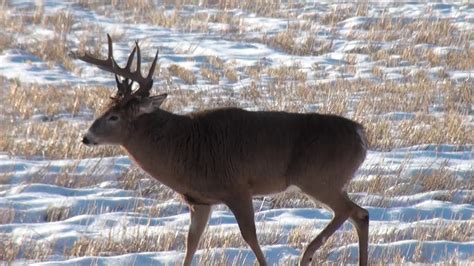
122 110 191 192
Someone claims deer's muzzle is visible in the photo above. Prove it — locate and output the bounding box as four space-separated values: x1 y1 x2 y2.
82 135 97 146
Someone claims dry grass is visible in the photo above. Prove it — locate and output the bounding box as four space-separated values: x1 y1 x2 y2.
46 205 71 222
1 120 122 159
0 206 15 224
201 67 220 84
168 64 197 85
244 63 264 81
364 17 473 71
262 31 333 56
0 32 13 52
350 13 471 46
394 46 474 71
195 56 227 85
67 223 295 264
348 162 473 197
0 82 122 159
206 56 225 70
3 83 110 119
69 229 185 257
0 237 54 263
224 65 239 83
267 64 307 84
26 34 75 71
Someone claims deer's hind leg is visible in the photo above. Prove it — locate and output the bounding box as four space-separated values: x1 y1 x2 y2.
297 184 367 266
298 193 351 265
346 193 369 266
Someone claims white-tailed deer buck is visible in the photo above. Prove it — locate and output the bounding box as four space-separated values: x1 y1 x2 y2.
73 35 369 266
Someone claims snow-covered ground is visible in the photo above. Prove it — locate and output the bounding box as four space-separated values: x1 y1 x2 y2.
1 1 473 265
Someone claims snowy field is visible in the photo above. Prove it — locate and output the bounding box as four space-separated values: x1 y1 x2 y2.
1 1 473 265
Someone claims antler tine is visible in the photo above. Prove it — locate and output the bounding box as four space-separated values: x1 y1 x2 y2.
114 74 121 92
132 49 158 98
125 46 137 70
107 34 114 62
135 41 141 76
116 43 136 101
114 74 124 95
105 34 124 74
131 43 157 98
134 49 158 97
147 50 159 80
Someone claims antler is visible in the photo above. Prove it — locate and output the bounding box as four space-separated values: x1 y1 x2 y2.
71 34 158 102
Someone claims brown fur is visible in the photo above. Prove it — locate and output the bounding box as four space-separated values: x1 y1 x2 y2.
123 108 366 204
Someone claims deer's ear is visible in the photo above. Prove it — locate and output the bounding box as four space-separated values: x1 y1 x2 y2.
137 94 168 114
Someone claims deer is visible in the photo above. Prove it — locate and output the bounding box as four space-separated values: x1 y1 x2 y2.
72 35 369 266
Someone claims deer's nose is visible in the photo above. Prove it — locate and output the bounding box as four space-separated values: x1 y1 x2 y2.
82 136 91 145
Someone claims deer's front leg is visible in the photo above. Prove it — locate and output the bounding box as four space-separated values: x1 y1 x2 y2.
226 195 267 266
183 204 211 266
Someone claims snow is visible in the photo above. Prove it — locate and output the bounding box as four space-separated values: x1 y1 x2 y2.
1 1 473 265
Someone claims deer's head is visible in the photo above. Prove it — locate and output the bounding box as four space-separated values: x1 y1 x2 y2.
72 35 167 146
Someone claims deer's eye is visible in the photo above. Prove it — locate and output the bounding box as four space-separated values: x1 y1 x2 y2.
108 115 119 121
